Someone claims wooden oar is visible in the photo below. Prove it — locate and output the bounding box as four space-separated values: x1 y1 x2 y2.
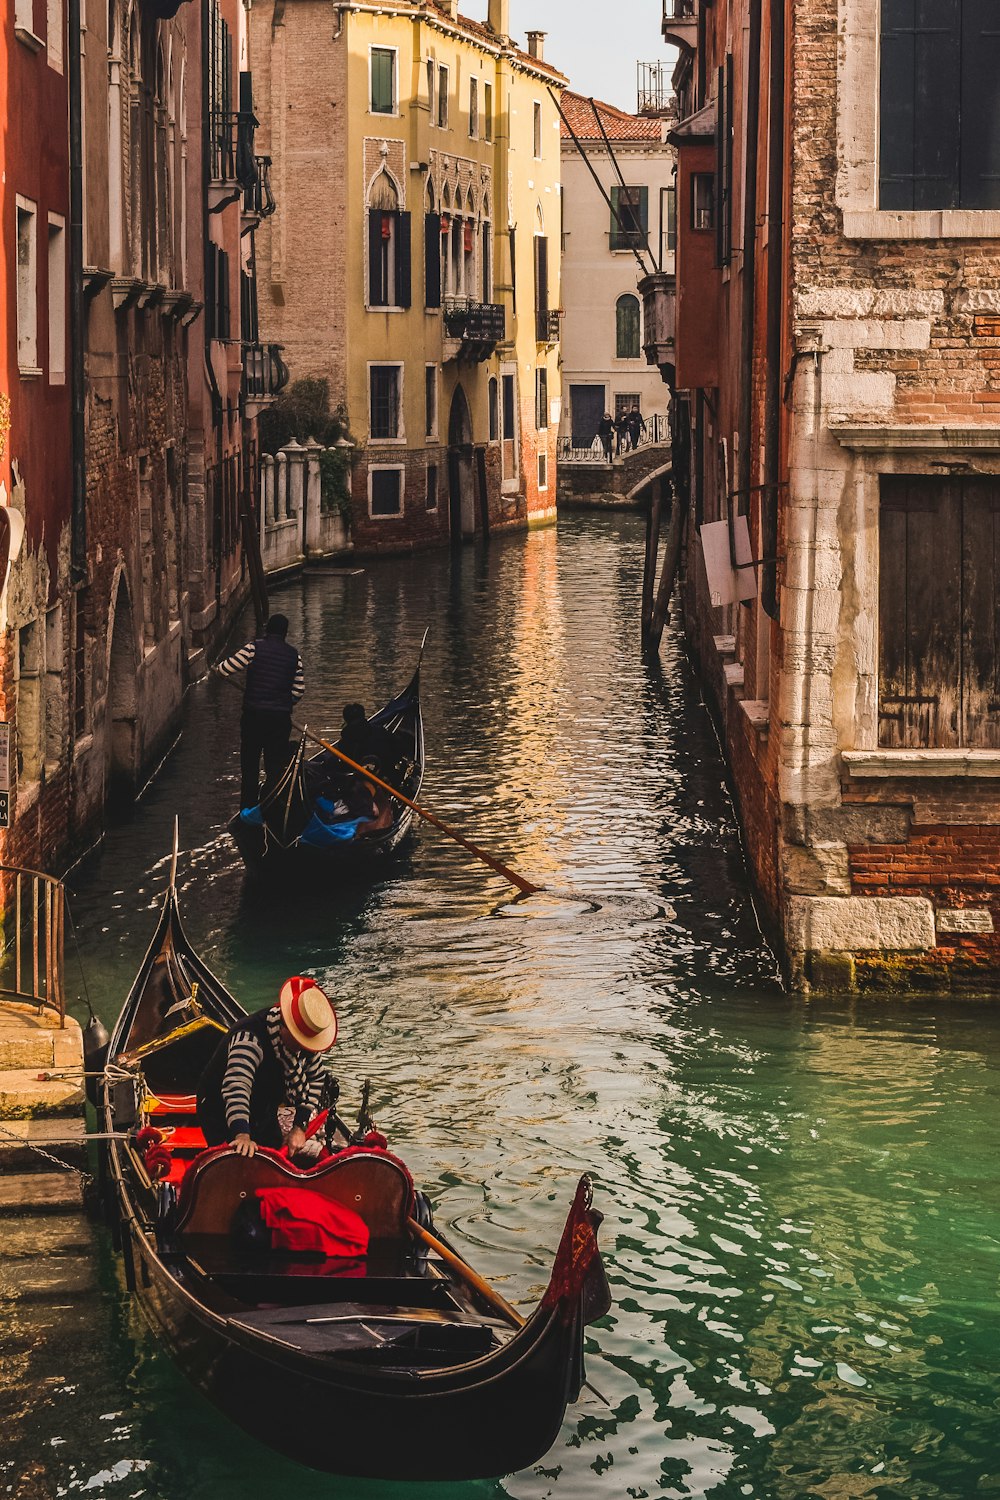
295 720 540 897
407 1217 525 1328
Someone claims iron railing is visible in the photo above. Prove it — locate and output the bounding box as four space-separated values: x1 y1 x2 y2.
210 110 258 190
443 298 506 360
0 865 66 1026
535 308 563 344
243 155 276 219
243 342 290 402
559 413 672 464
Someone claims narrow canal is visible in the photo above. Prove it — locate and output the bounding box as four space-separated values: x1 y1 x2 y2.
5 513 1000 1500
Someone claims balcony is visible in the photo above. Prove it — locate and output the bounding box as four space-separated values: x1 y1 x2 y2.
442 297 506 361
638 271 676 377
243 155 276 221
243 342 290 407
535 307 563 345
209 111 258 210
662 0 698 52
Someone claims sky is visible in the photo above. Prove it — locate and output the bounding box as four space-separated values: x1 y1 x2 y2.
492 1 667 113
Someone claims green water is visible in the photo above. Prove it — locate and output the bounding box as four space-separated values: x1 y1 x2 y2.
3 515 999 1500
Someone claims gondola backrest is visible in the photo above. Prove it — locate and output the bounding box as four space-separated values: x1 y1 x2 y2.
176 1148 414 1242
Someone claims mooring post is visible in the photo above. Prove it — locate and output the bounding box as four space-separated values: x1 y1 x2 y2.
648 476 684 654
641 480 662 646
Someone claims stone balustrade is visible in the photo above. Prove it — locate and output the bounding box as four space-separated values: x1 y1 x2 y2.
259 438 351 577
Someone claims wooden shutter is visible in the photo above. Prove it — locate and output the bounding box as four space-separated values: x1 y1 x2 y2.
960 480 1000 747
395 211 411 308
961 0 1000 209
534 235 548 340
368 209 384 306
879 477 962 748
880 0 961 210
424 212 441 308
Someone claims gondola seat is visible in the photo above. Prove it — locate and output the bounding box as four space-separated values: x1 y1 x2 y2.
176 1147 414 1245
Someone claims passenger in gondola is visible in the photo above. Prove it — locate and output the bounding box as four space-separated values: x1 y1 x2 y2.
340 702 399 781
216 614 305 810
196 977 336 1158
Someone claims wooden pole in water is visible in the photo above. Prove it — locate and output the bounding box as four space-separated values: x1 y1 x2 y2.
641 480 662 648
648 476 684 654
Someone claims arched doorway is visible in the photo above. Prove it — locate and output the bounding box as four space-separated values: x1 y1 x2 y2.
447 385 475 542
107 576 139 807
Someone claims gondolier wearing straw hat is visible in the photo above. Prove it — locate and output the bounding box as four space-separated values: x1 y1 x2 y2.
197 978 337 1158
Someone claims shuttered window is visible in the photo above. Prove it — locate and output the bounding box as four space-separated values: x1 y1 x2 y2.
367 209 411 308
369 366 402 440
879 476 1000 748
533 235 549 342
370 48 396 115
880 0 1000 210
616 294 641 359
424 212 441 308
610 186 649 251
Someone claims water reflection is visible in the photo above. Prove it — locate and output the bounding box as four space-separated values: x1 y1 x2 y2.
4 516 999 1500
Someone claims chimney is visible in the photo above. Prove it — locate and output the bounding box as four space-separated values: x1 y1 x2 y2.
525 30 545 60
487 0 509 37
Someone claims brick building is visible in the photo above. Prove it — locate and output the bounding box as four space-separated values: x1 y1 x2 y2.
669 0 1000 990
248 0 565 552
1 0 73 872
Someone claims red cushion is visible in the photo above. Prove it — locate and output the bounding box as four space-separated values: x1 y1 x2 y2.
256 1187 370 1257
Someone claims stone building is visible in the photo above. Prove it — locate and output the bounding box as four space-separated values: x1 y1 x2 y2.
248 0 565 552
669 0 1000 990
558 90 674 459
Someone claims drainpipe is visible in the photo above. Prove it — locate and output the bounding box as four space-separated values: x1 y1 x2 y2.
734 0 762 564
202 0 224 614
761 0 785 619
68 0 86 580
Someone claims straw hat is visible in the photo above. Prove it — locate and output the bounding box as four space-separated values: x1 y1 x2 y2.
278 977 338 1052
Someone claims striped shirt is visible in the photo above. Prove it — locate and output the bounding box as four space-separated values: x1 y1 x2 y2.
222 1007 328 1137
218 641 306 702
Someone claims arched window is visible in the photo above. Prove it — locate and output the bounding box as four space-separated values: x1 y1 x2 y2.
616 293 641 359
367 170 410 308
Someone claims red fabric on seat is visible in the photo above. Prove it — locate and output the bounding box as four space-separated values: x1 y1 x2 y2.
256 1187 370 1257
146 1093 199 1115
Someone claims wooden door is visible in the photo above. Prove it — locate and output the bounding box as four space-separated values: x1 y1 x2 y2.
960 479 1000 747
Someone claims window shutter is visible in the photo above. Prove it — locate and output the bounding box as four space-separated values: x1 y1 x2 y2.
961 0 1000 209
395 211 412 308
425 212 441 307
880 0 961 210
534 235 549 313
206 243 217 338
368 209 384 305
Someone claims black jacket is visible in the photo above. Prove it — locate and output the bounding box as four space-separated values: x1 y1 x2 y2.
245 636 302 714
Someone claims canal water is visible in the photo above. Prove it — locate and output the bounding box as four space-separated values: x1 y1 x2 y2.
4 513 1000 1500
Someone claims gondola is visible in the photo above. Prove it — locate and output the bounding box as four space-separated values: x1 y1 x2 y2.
227 655 425 876
98 849 611 1480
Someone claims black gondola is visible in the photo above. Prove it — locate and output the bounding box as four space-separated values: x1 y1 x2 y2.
98 853 611 1480
228 657 425 876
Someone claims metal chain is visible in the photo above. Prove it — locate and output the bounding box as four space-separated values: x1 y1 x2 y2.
0 1119 95 1186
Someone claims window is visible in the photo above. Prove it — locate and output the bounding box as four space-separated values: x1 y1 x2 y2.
879 476 1000 748
488 377 499 441
425 209 442 308
426 463 439 511
691 174 715 231
369 365 402 440
482 221 492 301
533 234 549 343
425 364 438 438
880 0 1000 210
47 216 66 383
535 365 548 430
610 185 649 251
484 82 493 141
664 184 677 253
370 467 404 517
437 64 449 128
469 77 479 138
427 58 436 119
206 241 230 339
537 451 548 491
367 173 411 308
616 294 641 359
533 101 542 158
501 370 518 482
615 393 641 423
16 201 38 372
370 47 396 115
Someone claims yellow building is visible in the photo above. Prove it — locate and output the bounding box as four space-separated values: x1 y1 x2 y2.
249 0 565 551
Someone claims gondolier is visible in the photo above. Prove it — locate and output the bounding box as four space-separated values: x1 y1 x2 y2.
196 977 337 1157
217 613 306 810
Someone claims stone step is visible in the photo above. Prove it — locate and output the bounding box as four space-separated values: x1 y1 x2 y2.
0 1070 86 1120
0 1117 88 1171
0 1170 85 1217
0 1034 57 1070
0 1254 97 1302
0 1212 93 1258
